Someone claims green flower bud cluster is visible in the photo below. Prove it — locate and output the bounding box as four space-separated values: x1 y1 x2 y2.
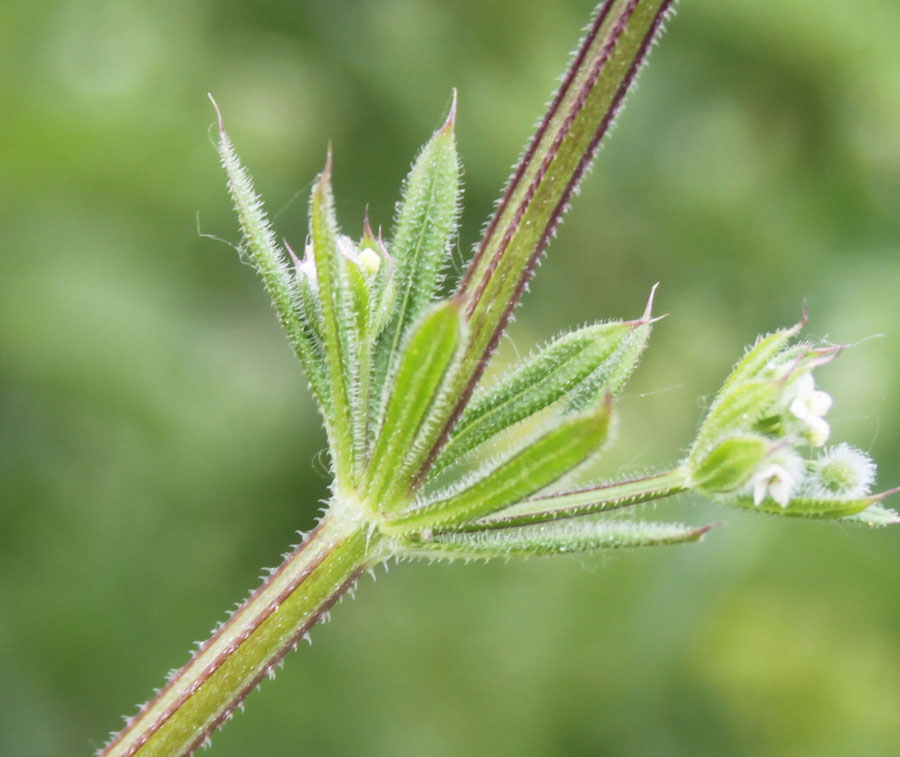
683 319 897 525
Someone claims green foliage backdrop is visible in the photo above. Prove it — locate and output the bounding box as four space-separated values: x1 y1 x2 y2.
1 1 898 754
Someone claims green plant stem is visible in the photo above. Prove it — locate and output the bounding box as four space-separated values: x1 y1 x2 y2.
101 509 381 757
417 0 675 483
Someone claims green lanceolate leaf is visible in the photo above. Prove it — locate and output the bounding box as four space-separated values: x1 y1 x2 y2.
342 256 372 472
720 318 804 393
565 297 658 414
343 256 371 337
310 155 355 481
430 320 632 477
365 300 463 509
211 98 329 411
294 258 325 348
457 469 687 531
388 404 612 534
401 518 712 560
689 381 778 465
372 96 461 411
729 489 899 520
419 0 677 481
359 221 395 340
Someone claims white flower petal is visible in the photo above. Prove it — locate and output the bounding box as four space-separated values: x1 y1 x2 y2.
807 416 830 447
751 463 797 508
808 390 833 416
789 395 810 422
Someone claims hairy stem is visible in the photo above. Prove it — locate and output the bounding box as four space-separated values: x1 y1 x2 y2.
101 511 382 757
416 0 675 483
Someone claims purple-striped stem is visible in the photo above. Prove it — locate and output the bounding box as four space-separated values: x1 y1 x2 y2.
100 514 383 757
415 0 675 486
102 3 684 753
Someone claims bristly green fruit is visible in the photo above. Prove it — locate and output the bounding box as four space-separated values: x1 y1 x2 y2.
102 2 897 755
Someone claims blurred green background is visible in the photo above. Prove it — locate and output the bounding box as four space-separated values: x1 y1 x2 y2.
2 0 899 754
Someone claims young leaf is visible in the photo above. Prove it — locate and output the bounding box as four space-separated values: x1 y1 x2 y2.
359 222 395 340
719 317 804 393
365 300 463 509
372 97 461 411
388 404 612 534
688 377 778 466
419 0 677 481
402 519 712 560
565 301 657 413
310 155 356 481
211 98 330 411
456 469 687 531
285 241 326 350
342 255 372 470
730 489 899 519
430 320 632 477
688 434 771 493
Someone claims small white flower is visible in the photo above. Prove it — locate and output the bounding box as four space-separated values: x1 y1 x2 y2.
284 239 319 290
788 373 833 446
336 234 359 263
752 464 795 507
750 449 805 508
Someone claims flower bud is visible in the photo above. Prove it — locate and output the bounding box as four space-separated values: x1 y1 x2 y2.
688 434 771 495
805 443 876 499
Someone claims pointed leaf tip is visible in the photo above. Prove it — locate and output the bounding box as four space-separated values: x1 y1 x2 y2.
601 391 613 413
362 205 375 241
622 283 668 329
322 142 333 180
283 238 301 267
207 93 225 134
799 299 809 330
643 282 660 321
440 88 458 135
874 486 900 503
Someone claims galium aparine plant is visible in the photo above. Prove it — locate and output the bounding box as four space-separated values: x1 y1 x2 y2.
101 1 899 754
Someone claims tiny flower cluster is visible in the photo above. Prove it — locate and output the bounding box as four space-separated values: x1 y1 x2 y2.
683 318 897 525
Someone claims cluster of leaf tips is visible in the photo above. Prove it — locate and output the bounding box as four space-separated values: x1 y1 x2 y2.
212 81 897 560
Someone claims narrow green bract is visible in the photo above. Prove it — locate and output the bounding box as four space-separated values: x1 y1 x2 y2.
431 321 630 476
366 300 463 508
310 161 356 482
406 519 711 560
390 405 611 533
212 98 330 412
372 103 461 419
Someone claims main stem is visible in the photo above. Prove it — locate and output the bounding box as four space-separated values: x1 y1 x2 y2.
101 508 381 757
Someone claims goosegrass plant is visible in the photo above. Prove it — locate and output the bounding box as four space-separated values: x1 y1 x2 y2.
101 1 898 754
